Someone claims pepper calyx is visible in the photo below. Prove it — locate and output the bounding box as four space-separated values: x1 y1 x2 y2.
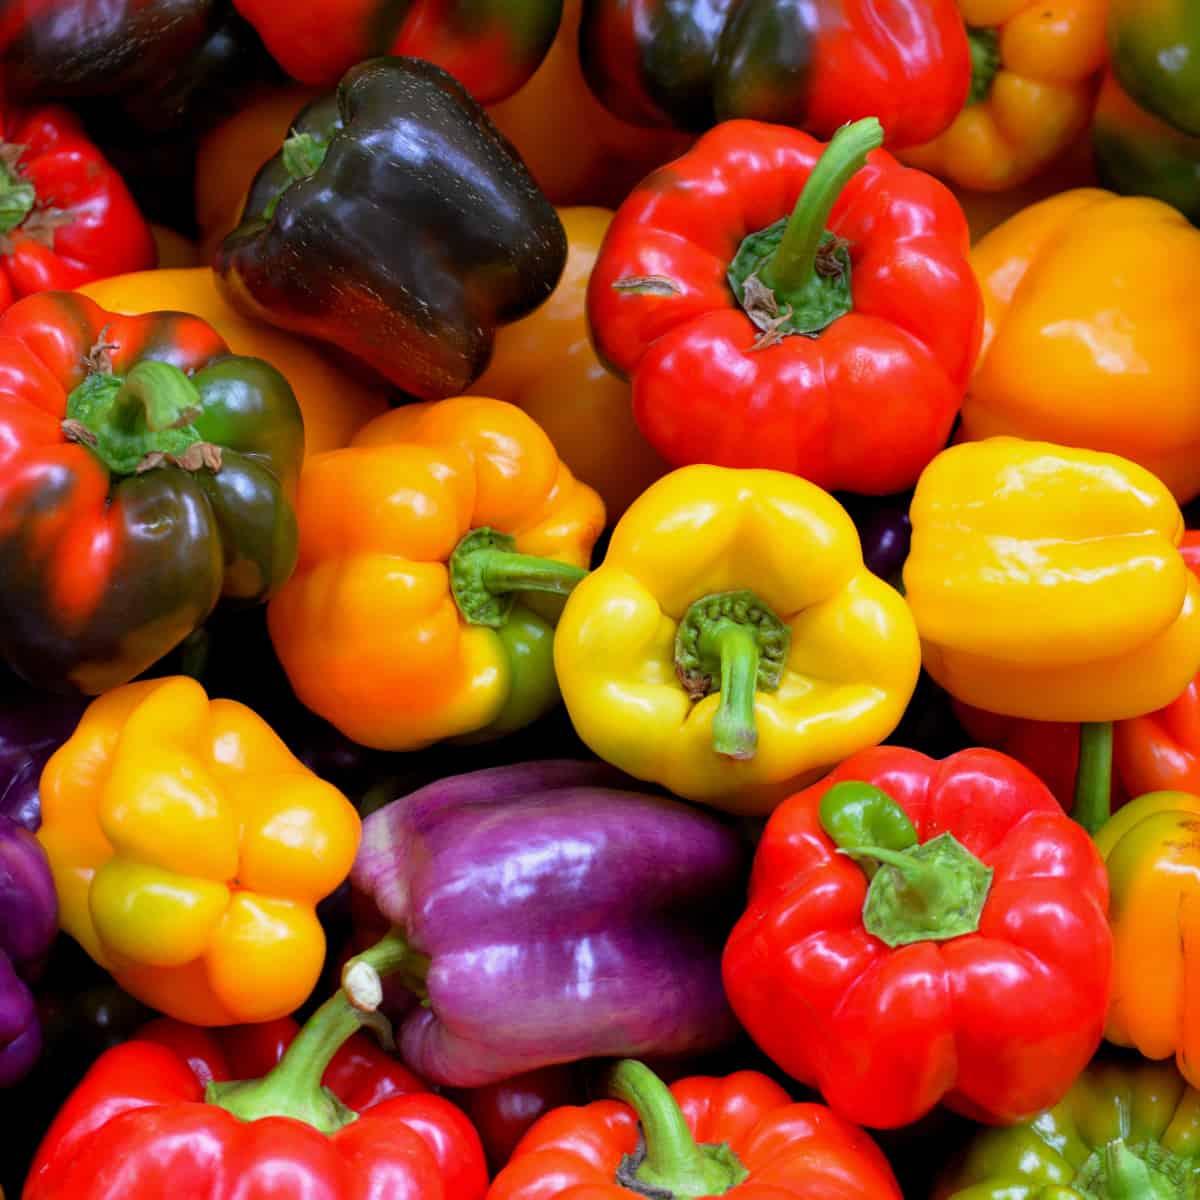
63 360 219 478
0 142 36 236
674 590 790 761
726 117 882 342
450 526 588 629
1072 1138 1185 1199
966 27 1002 107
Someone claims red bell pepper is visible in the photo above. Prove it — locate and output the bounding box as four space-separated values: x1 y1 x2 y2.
587 117 982 495
488 1058 901 1200
723 745 1111 1129
24 948 489 1200
0 104 154 310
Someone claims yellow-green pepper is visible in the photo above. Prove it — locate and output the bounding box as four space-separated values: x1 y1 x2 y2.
553 465 920 813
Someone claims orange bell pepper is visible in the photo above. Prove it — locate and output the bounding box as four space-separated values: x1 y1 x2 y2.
901 0 1108 192
964 190 1200 502
78 268 388 456
36 676 361 1026
484 0 692 208
194 85 322 263
473 207 667 518
268 395 605 751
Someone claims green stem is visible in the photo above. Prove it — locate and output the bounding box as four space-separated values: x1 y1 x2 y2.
1073 721 1114 836
701 622 761 761
450 527 588 628
608 1061 748 1200
966 27 1003 107
0 145 35 235
1102 1140 1174 1200
759 118 883 295
206 932 427 1133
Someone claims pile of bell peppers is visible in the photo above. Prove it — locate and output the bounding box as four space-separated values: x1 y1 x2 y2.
3 4 1200 1199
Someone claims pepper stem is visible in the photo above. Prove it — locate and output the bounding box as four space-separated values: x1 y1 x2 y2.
0 145 35 235
449 527 588 628
608 1060 748 1200
206 932 427 1133
966 27 1002 107
1072 721 1113 836
1101 1139 1176 1200
674 591 791 763
62 360 214 477
760 118 883 295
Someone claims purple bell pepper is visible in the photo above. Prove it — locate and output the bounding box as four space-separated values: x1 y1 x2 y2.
1 817 58 1085
0 689 86 832
351 760 745 1087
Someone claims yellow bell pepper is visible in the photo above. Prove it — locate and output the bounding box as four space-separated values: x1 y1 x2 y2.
1094 790 1200 1089
553 465 920 814
963 189 1200 502
36 677 361 1026
472 207 668 519
904 437 1200 722
900 0 1108 192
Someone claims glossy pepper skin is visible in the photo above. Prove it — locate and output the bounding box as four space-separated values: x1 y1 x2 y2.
269 396 604 752
0 290 305 694
351 761 745 1086
80 268 389 457
904 438 1200 721
965 190 1200 502
0 104 155 310
472 207 667 518
0 0 215 101
901 0 1108 192
0 685 85 832
587 119 982 495
234 0 562 101
216 57 567 401
24 987 488 1200
1108 0 1200 137
1094 791 1200 1090
0 817 57 1085
485 0 694 210
36 676 361 1026
937 1057 1200 1197
723 745 1112 1129
579 0 969 149
1092 67 1200 225
489 1060 902 1200
554 465 920 813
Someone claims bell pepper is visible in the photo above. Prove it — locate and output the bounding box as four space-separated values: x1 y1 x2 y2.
1108 0 1199 138
903 437 1200 723
579 0 969 149
0 685 86 833
1 0 214 102
351 760 745 1086
80 269 389 456
0 104 155 312
1092 67 1200 225
964 189 1200 501
233 0 561 101
0 290 304 694
24 942 488 1200
936 1057 1200 1198
216 58 567 402
0 816 57 1085
195 84 322 262
554 465 919 812
473 207 667 518
489 1058 902 1200
900 0 1108 192
35 676 361 1026
484 0 693 209
724 745 1112 1129
1092 790 1200 1090
269 395 604 751
587 118 982 495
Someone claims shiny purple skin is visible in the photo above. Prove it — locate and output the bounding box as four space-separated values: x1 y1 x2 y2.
0 817 58 1086
352 760 745 1087
0 692 87 832
857 503 912 581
